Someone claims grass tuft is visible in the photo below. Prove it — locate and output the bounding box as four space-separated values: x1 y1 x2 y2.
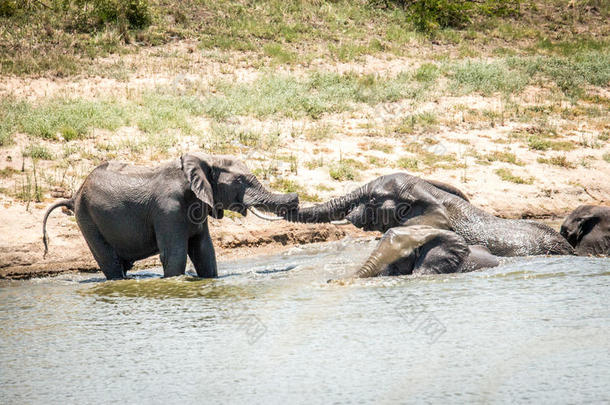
494 168 534 184
329 159 364 181
537 155 575 168
22 144 54 160
451 60 528 95
270 178 320 202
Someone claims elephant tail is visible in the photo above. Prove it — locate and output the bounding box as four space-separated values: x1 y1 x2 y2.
43 199 74 258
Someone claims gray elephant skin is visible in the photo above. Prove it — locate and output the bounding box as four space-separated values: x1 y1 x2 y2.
285 173 573 277
560 205 609 256
43 154 298 280
354 225 499 278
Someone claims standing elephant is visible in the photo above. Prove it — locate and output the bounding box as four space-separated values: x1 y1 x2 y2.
560 205 609 256
285 173 573 258
43 154 298 280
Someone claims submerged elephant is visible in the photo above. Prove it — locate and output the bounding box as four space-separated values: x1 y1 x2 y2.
43 154 297 280
353 225 499 278
560 205 609 256
285 173 573 259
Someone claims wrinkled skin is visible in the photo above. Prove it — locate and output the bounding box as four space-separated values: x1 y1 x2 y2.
354 225 499 278
43 154 298 280
286 173 573 259
560 205 610 256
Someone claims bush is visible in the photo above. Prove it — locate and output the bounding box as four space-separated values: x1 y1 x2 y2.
377 0 521 32
0 0 16 17
408 0 472 32
68 0 151 31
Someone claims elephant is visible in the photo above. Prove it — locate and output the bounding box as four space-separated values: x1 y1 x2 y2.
42 153 298 280
353 225 499 278
560 205 609 256
285 173 574 258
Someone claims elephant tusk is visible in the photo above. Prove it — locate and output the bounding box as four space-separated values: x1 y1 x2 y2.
248 207 284 221
331 219 351 225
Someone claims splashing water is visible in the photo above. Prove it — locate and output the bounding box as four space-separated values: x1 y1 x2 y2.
1 238 608 403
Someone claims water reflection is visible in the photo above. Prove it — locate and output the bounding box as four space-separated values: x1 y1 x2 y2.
85 277 256 300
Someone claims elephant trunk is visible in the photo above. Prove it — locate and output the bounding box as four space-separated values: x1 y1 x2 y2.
285 185 368 223
355 253 385 278
243 175 298 215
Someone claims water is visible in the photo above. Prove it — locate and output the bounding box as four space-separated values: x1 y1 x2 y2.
1 238 609 404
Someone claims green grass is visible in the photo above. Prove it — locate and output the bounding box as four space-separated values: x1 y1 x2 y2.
135 92 204 134
537 155 575 168
207 123 281 153
414 63 440 83
205 71 419 119
263 43 296 64
394 112 438 135
506 51 610 98
1 98 129 141
369 141 394 154
304 123 334 141
395 157 420 171
328 159 364 181
2 0 608 81
450 59 528 96
603 153 610 163
22 144 54 160
448 48 610 99
533 38 609 57
0 90 209 142
494 168 534 184
480 151 524 165
270 178 320 202
527 136 575 151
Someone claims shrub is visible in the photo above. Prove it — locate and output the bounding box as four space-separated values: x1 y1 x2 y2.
408 0 472 32
378 0 521 33
69 0 151 31
0 0 16 17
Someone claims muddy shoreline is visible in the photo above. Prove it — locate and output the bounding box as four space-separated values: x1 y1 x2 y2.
0 198 576 280
0 208 369 279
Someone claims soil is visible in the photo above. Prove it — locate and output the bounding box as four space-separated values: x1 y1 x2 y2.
1 39 608 279
0 200 370 279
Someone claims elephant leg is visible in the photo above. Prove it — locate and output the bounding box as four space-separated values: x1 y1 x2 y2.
355 225 451 278
121 259 134 273
188 222 217 278
155 219 188 278
412 231 469 275
76 213 125 280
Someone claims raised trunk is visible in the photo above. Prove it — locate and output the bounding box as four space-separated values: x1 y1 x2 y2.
285 185 368 223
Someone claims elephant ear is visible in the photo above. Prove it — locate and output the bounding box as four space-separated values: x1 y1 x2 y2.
180 154 223 219
576 215 600 244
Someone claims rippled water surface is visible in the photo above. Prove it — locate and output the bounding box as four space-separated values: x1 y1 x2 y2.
1 238 609 404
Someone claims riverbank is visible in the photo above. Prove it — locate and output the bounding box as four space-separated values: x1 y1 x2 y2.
0 199 372 279
1 1 608 278
0 192 596 280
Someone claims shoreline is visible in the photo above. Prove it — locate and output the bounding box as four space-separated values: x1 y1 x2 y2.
0 200 577 280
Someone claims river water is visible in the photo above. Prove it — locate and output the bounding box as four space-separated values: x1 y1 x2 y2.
1 238 609 404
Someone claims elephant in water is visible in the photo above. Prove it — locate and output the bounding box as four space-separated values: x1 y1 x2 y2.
43 154 298 280
560 205 609 256
354 225 499 278
285 173 573 276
